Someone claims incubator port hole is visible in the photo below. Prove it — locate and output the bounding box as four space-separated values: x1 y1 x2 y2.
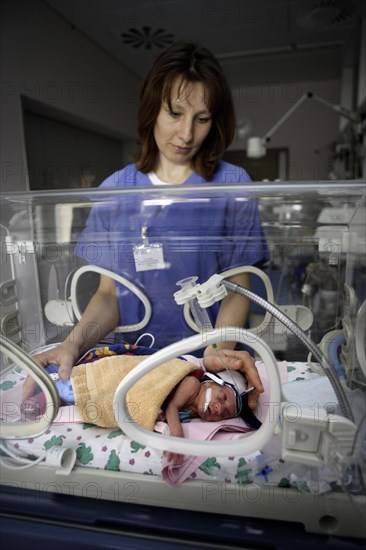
318 515 339 532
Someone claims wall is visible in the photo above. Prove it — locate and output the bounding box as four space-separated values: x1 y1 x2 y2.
0 0 140 349
230 79 341 181
0 0 356 188
0 0 139 193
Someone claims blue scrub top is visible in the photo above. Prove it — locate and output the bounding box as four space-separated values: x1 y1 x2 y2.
74 162 269 349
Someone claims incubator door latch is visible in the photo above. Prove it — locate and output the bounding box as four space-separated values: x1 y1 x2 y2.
4 236 35 264
281 403 357 468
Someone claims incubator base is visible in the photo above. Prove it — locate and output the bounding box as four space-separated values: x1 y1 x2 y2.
1 464 365 541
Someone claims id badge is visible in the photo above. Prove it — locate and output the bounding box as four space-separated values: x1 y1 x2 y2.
133 243 165 271
133 225 165 272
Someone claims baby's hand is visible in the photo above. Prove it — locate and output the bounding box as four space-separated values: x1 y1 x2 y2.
163 450 185 465
163 428 186 465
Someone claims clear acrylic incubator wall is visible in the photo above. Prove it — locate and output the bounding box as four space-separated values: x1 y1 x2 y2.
0 181 365 541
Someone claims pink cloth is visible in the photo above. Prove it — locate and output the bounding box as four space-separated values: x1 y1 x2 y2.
161 360 288 487
161 417 251 487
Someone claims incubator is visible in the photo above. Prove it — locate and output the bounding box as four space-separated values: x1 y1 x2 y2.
0 181 365 546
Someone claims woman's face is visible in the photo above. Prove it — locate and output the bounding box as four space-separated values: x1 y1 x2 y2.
153 78 212 171
198 382 237 422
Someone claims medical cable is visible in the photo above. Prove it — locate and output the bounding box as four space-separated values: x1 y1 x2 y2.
222 279 354 421
0 441 46 470
307 330 347 380
326 426 366 516
327 333 347 380
339 476 366 520
134 332 156 348
0 440 77 475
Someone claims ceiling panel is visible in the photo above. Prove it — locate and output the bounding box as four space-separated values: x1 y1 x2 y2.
43 0 362 86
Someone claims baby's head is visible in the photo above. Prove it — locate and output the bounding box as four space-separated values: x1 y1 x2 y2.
196 380 237 422
197 370 262 429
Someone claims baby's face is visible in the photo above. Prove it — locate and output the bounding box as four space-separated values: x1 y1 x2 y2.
197 382 237 421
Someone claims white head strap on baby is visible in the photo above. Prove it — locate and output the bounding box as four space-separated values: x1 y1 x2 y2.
217 370 247 393
202 372 225 386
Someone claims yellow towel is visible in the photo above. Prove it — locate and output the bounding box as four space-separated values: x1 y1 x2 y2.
71 355 197 430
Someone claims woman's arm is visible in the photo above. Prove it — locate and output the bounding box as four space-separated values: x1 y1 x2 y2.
23 274 119 401
34 275 119 376
213 272 251 350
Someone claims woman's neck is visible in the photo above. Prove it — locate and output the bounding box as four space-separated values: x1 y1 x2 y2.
154 161 194 184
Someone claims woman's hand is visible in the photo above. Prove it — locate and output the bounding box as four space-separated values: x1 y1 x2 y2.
203 349 264 411
22 342 80 402
33 341 80 380
22 274 119 403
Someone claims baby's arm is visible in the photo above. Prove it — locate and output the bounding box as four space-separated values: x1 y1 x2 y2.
165 376 200 437
163 376 200 464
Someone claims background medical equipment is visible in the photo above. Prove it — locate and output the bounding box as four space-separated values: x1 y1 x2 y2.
0 182 365 544
246 92 362 179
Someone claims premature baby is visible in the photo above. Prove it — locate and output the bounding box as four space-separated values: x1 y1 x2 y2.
157 366 261 464
22 356 261 466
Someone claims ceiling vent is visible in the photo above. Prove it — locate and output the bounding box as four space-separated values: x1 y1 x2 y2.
296 0 359 30
121 26 174 49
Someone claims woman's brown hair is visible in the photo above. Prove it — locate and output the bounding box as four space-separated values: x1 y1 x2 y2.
132 42 236 181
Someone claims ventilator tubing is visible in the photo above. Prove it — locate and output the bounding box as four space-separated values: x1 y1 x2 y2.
222 280 353 421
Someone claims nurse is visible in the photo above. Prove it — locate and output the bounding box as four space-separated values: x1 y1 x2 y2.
24 42 268 408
